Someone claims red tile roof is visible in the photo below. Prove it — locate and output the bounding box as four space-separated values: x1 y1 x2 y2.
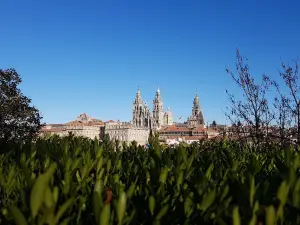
65 120 104 126
160 126 190 132
166 136 206 140
46 124 64 126
41 127 66 132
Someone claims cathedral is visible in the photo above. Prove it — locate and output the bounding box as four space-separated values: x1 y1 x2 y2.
132 87 173 129
40 87 206 146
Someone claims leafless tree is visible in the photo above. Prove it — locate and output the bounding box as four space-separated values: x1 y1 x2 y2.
276 60 300 145
225 49 274 146
272 81 293 144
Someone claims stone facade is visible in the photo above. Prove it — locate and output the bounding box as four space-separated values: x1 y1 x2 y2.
104 121 149 146
132 87 174 130
104 87 174 145
132 89 151 128
158 125 219 145
40 113 105 139
163 107 173 126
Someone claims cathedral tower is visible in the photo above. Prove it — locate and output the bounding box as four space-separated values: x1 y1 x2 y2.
187 92 204 127
132 88 151 128
152 87 164 128
132 88 144 127
144 101 151 128
192 92 201 117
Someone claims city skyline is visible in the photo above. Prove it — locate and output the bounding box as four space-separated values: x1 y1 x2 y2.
1 0 300 124
46 87 206 125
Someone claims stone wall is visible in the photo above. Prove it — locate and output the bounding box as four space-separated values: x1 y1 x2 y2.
105 122 149 146
62 125 101 139
40 124 102 140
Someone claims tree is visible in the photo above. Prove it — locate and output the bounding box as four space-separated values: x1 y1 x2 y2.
272 84 293 144
101 133 114 151
212 120 217 127
275 60 300 145
122 141 128 151
225 50 274 145
0 68 43 142
148 128 160 149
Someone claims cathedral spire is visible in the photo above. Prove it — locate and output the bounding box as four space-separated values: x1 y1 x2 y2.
133 87 147 127
153 87 164 128
134 87 143 104
193 91 200 107
154 86 162 102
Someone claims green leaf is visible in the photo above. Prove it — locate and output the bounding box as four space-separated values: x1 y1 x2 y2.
148 196 155 215
233 206 241 225
205 164 214 180
288 166 296 186
117 191 127 225
220 185 229 201
177 170 184 189
60 217 73 225
248 215 257 225
249 175 255 207
94 180 104 223
53 186 59 204
159 168 169 184
99 204 110 225
293 179 300 206
126 183 136 200
266 205 276 225
277 181 289 204
30 163 57 219
184 194 193 218
55 198 74 223
199 189 216 212
155 205 168 221
9 206 28 225
252 201 259 214
44 186 54 208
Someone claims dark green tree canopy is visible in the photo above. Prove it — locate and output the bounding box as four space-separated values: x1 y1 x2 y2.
0 68 43 142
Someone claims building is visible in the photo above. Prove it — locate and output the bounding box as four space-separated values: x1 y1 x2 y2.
156 92 219 145
163 107 173 126
157 125 219 143
40 88 209 146
105 87 173 146
104 121 149 146
132 87 174 130
187 92 205 128
165 136 207 146
40 113 105 139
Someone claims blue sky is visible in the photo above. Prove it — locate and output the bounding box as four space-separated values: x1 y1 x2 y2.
1 0 300 125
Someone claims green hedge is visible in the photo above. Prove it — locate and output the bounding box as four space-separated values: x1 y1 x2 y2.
0 135 299 224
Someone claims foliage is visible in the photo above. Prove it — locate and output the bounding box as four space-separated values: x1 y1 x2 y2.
0 135 300 224
0 68 43 143
211 120 217 127
148 129 160 149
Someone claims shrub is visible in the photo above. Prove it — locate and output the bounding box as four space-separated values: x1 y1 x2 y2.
0 135 299 224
